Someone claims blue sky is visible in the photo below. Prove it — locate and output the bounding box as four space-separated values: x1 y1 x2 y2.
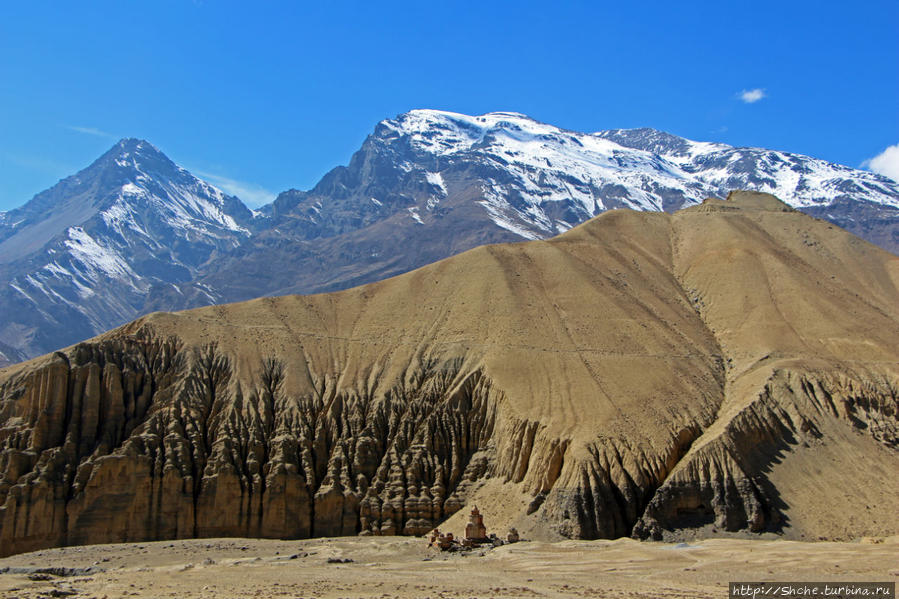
1 0 897 210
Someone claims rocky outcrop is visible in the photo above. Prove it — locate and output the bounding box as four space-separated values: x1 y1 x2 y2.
539 426 703 540
632 370 899 540
0 333 183 554
0 337 504 556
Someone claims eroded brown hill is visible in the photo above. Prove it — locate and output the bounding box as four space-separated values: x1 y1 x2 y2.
0 191 897 556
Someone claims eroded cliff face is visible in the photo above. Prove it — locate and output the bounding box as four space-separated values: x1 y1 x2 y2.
0 334 517 555
1 192 897 556
0 334 183 554
2 332 894 557
519 364 899 543
632 368 899 540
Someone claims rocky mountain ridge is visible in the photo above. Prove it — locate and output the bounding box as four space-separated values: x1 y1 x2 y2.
0 192 896 556
2 111 898 366
0 139 254 364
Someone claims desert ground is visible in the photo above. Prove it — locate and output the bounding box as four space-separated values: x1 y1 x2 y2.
0 534 896 599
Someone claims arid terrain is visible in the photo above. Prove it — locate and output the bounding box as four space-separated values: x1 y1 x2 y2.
1 534 896 599
1 191 897 558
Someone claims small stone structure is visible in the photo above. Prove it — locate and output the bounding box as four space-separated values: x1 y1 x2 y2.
427 506 490 551
463 506 488 546
428 528 455 550
428 506 521 551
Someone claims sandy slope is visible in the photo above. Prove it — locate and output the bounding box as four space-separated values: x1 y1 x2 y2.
0 535 896 599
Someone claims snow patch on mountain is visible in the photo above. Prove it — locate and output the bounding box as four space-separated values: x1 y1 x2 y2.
408 206 424 224
478 184 542 241
101 196 154 243
425 171 447 195
64 227 138 282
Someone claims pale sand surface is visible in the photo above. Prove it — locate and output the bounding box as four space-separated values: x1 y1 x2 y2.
1 536 896 599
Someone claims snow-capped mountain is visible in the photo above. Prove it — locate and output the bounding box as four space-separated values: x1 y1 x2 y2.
368 110 898 240
0 139 253 363
3 111 898 366
206 109 897 304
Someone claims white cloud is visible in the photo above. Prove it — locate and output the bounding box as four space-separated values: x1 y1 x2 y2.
862 143 899 182
194 170 276 207
65 125 115 138
739 89 766 103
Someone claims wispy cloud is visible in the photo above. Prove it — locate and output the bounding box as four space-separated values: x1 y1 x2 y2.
65 125 116 139
862 143 899 182
194 170 276 208
738 88 766 104
0 151 75 177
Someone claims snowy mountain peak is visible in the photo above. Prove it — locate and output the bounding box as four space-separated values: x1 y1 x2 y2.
99 137 166 165
369 109 899 242
93 137 200 185
0 139 256 364
381 109 576 156
400 109 536 125
112 137 158 153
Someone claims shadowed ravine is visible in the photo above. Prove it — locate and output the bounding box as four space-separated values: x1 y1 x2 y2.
1 192 897 556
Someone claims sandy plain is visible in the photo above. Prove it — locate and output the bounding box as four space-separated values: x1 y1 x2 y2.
0 534 896 599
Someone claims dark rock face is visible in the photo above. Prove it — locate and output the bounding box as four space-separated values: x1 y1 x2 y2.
802 201 899 255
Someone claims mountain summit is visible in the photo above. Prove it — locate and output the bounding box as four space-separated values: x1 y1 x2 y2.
0 139 253 363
